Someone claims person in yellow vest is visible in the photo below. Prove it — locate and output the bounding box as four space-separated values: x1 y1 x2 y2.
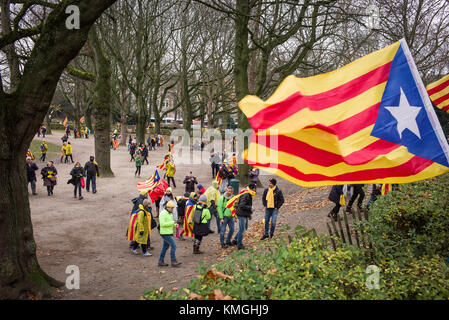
206 180 221 234
131 199 153 256
166 160 176 188
39 140 48 162
60 142 67 163
80 128 84 137
64 142 74 163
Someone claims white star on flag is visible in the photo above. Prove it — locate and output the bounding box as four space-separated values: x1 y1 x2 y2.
385 88 422 139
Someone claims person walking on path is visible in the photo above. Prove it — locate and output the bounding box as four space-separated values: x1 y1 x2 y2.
192 194 212 254
70 162 85 200
84 156 99 193
39 140 48 162
141 144 149 165
159 187 178 222
131 199 153 256
206 180 221 234
41 125 47 138
345 184 365 213
218 186 235 248
26 157 39 195
41 161 57 196
328 185 344 221
65 142 74 163
260 178 284 240
183 171 198 193
166 160 176 188
233 183 256 250
134 152 142 177
129 142 136 161
73 127 77 139
60 142 67 163
158 201 181 267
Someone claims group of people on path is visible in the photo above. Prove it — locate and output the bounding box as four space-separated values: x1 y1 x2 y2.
126 169 285 267
26 154 99 198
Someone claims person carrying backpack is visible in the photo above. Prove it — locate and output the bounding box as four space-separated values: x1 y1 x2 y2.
192 194 211 254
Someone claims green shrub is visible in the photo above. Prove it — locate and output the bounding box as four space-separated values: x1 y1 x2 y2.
142 175 449 300
367 174 449 260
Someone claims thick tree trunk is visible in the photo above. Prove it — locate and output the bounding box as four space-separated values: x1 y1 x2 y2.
234 0 252 185
0 143 62 299
91 29 114 177
0 0 117 299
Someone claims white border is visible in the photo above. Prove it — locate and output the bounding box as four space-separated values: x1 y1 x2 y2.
400 38 449 166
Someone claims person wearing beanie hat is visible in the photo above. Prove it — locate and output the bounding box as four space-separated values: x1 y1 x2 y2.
261 178 284 240
192 194 211 254
197 184 206 194
158 200 181 267
84 156 99 193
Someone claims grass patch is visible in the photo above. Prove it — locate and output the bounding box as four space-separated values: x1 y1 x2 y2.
29 140 60 162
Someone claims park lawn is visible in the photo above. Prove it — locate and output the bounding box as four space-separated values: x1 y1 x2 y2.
29 140 60 161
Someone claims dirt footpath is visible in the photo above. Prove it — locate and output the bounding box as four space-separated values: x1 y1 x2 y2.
30 131 330 300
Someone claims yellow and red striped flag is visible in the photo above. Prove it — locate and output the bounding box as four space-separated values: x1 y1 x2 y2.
426 74 449 113
381 183 390 195
215 171 222 186
239 39 449 187
80 116 85 123
63 116 68 127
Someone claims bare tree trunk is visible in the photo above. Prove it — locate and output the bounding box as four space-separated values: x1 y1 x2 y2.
90 28 114 177
0 0 116 299
234 0 252 185
119 110 127 146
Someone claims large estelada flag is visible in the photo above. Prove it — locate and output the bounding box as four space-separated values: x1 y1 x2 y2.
239 39 449 187
426 74 449 113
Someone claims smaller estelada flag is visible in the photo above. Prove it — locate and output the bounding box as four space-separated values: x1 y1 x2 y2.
137 170 160 193
225 187 252 218
426 74 449 113
63 116 68 127
80 116 85 123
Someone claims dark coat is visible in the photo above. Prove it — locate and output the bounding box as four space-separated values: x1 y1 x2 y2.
84 161 99 177
328 185 344 204
236 192 253 218
26 162 39 182
262 186 285 209
183 176 198 193
41 165 57 186
130 144 136 155
141 146 148 157
70 166 85 183
193 204 210 236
